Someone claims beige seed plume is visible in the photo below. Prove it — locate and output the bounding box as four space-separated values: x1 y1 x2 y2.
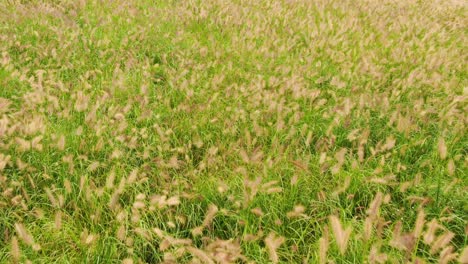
14 223 40 251
290 175 299 186
63 179 72 194
116 225 126 241
106 170 116 189
85 235 95 245
329 215 352 255
437 137 447 160
127 169 138 184
286 205 306 219
11 236 20 263
423 219 441 245
366 192 383 219
74 91 89 112
413 209 425 238
54 211 62 230
56 135 65 151
264 232 285 264
458 246 468 263
430 231 454 254
363 217 373 241
160 235 191 251
122 258 133 264
14 223 34 246
368 245 388 264
251 207 264 217
0 153 11 171
192 204 218 236
239 149 250 163
187 247 214 264
44 188 59 207
318 227 329 264
447 159 455 176
390 221 415 252
438 246 457 264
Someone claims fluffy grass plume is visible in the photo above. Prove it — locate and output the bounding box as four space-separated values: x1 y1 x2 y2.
0 0 466 262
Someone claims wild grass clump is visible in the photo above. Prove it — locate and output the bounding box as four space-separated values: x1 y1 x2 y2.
0 0 466 263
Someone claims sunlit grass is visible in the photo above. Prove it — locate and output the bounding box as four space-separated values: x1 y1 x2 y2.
0 0 466 263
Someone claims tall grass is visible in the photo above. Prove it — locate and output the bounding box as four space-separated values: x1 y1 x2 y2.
0 0 466 263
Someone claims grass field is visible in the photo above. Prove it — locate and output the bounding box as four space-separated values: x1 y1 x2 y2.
0 0 467 263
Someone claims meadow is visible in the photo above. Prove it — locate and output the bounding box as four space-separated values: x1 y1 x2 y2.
0 0 467 263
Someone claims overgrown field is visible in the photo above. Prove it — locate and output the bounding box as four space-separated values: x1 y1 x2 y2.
0 0 467 263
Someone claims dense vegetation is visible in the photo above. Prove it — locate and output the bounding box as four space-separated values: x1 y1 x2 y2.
0 0 466 263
